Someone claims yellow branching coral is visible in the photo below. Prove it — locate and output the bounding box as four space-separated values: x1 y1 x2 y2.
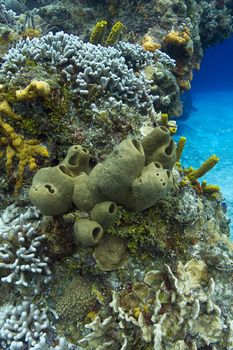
90 21 126 46
0 100 22 120
16 80 51 101
0 117 49 191
176 136 186 162
105 21 125 46
90 20 108 44
201 180 220 199
187 155 219 181
141 34 161 52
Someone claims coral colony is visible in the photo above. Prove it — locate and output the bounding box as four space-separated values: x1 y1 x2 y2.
0 0 233 349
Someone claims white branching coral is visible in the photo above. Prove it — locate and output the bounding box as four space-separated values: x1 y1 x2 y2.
0 204 51 290
0 299 73 350
0 299 50 350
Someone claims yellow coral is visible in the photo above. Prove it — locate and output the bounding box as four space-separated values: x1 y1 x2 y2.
142 34 161 52
187 155 219 181
201 180 220 199
105 21 125 46
0 100 22 120
90 20 108 44
161 113 169 126
0 117 49 191
163 28 191 46
176 136 186 162
16 80 51 101
21 28 41 39
86 310 98 321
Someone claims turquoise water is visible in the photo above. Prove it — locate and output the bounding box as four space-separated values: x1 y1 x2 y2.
177 36 233 238
177 90 233 237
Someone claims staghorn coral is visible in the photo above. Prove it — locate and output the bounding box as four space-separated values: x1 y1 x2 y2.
0 116 49 191
143 63 182 116
0 298 73 350
0 4 17 25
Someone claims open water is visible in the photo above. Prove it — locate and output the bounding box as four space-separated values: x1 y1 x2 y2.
177 37 233 238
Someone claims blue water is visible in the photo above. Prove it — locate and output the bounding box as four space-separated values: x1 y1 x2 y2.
177 37 233 237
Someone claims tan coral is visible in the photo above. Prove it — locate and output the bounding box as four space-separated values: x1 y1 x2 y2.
93 236 128 271
150 262 228 349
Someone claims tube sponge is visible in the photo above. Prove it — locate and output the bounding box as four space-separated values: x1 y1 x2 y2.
93 138 145 203
60 145 90 177
123 162 173 210
142 126 176 169
176 136 186 162
29 165 74 215
72 172 105 211
90 201 118 229
74 219 104 246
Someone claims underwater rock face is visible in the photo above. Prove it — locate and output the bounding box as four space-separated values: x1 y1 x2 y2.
0 0 233 349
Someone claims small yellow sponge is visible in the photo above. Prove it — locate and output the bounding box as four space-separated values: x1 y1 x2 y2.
16 80 51 101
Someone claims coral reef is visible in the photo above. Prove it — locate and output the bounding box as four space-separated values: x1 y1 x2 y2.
0 298 73 350
0 1 232 349
0 298 51 350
